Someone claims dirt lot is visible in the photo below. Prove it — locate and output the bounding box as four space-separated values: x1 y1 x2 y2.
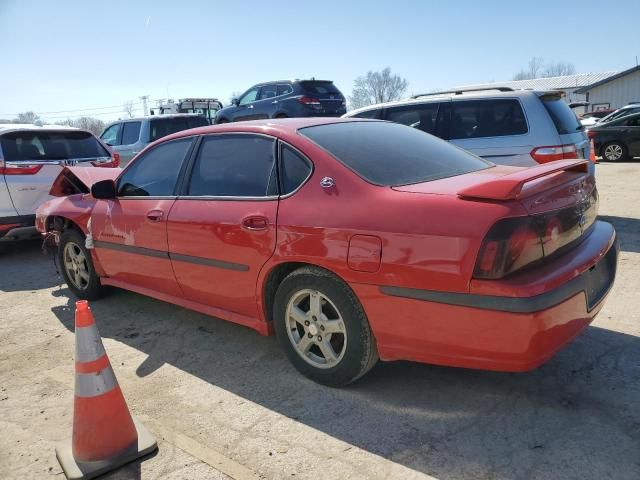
1 162 639 480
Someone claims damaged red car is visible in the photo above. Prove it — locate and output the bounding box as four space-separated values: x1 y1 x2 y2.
36 118 618 386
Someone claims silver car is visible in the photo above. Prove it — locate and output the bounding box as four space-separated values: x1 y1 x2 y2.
344 87 590 167
100 114 209 166
0 124 118 246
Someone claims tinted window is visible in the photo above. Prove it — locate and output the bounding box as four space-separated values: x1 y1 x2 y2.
118 138 193 197
101 124 121 146
386 103 439 134
351 108 383 119
541 97 581 134
299 81 341 95
188 135 276 197
280 145 312 195
450 99 527 139
277 84 293 96
121 122 141 145
300 121 489 186
149 116 208 142
625 115 640 127
258 85 278 100
1 131 109 161
239 88 259 105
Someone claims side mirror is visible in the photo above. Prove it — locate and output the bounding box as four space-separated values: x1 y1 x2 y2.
91 179 117 199
232 97 239 106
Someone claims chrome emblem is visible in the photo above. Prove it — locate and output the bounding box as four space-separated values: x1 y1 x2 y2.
64 159 79 166
578 213 587 227
320 177 335 188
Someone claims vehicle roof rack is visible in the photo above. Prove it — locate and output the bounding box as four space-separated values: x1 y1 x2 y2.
410 86 515 99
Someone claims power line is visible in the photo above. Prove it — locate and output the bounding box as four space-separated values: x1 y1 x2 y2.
0 100 149 117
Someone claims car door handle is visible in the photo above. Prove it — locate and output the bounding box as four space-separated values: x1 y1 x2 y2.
146 209 164 222
242 215 268 231
272 100 278 104
247 105 254 109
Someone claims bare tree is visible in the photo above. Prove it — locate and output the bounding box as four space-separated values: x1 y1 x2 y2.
349 67 408 110
123 101 135 118
543 61 576 78
513 56 544 80
72 117 106 136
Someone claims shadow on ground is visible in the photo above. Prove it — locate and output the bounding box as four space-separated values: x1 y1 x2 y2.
599 215 640 253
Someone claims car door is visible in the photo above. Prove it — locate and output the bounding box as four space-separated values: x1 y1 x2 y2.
622 115 640 156
166 133 278 320
253 85 279 119
233 87 261 121
111 121 142 166
90 136 196 297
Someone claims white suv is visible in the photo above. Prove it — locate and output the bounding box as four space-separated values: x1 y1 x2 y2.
0 124 119 246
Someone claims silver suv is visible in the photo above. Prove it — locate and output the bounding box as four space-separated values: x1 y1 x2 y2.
344 87 590 167
100 114 208 165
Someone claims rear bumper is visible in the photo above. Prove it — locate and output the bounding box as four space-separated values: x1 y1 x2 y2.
354 221 618 372
0 215 38 241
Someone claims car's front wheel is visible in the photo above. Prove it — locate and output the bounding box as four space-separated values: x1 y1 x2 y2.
58 228 105 300
601 141 628 162
273 267 378 386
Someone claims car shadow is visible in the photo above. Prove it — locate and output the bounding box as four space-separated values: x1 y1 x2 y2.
0 240 65 292
50 286 640 480
599 215 640 253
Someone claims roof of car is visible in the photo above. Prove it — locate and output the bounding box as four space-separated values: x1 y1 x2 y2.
0 124 82 135
104 113 206 126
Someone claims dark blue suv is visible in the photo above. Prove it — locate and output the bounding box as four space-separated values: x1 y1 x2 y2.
214 79 346 123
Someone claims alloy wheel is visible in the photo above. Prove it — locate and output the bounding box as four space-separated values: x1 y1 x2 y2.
63 242 90 290
604 144 623 161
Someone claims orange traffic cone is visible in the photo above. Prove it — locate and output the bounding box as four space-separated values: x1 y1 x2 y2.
55 300 157 479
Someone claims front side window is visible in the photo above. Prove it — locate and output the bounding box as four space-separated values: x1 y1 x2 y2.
280 144 312 195
258 85 278 100
239 88 259 105
450 99 528 139
386 103 440 134
121 122 141 145
188 135 276 197
101 123 121 146
299 121 490 186
117 138 193 197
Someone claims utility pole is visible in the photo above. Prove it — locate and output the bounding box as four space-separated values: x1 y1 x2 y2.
139 95 149 116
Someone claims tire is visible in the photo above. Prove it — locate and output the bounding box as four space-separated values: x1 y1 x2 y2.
273 267 378 386
58 228 105 300
601 142 628 162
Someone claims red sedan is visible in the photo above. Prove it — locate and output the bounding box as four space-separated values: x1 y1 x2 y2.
36 118 618 386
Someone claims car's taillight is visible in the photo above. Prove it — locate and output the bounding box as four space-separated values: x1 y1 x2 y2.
530 144 579 163
92 153 120 168
0 160 43 175
587 129 597 139
298 96 321 105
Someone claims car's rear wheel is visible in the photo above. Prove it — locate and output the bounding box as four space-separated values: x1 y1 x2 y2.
601 142 627 162
58 228 105 300
273 267 378 386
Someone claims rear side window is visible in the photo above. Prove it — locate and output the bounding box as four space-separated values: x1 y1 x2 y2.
277 84 294 96
541 97 581 134
121 122 141 145
299 81 341 96
1 131 109 161
450 99 528 139
280 145 312 195
299 121 490 186
149 116 208 142
101 123 121 146
351 108 383 119
118 138 193 197
188 135 276 197
258 85 278 100
386 103 440 135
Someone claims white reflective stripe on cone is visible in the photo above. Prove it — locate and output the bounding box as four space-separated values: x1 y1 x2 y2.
75 366 118 398
75 324 106 363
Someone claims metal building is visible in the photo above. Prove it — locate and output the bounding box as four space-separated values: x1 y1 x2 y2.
575 65 640 112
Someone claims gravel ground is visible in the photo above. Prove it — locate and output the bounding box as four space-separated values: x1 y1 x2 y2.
0 161 638 480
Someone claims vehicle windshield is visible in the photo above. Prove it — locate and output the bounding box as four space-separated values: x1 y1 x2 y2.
149 116 209 142
0 130 109 161
541 96 582 133
299 121 491 186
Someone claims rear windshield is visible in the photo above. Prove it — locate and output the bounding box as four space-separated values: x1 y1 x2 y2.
299 121 490 186
542 97 582 134
0 130 109 161
299 81 342 96
149 116 209 142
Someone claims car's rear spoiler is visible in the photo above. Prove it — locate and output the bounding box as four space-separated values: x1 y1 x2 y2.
457 160 589 201
49 166 120 197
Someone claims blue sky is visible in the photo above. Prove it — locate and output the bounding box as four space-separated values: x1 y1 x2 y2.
1 0 638 123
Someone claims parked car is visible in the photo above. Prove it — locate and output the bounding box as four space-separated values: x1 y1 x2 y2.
214 79 346 123
344 87 590 167
594 103 640 125
100 114 209 165
588 112 640 161
579 109 615 127
36 118 617 386
0 124 118 247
